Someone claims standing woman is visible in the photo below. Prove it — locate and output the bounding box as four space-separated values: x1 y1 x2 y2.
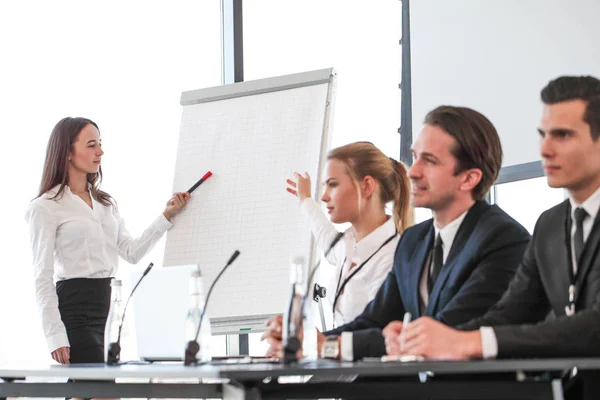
286 142 413 328
25 117 189 364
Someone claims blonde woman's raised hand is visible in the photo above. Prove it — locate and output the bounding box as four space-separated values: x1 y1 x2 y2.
286 172 311 202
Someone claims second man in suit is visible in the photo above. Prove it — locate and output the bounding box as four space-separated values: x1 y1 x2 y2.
386 75 600 361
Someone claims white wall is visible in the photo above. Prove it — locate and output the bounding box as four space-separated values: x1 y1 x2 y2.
410 0 600 167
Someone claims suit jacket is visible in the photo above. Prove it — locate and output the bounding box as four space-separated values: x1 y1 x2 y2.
326 200 531 360
461 200 600 358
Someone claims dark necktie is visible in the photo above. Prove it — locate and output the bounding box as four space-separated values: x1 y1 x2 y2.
428 233 444 293
574 207 588 267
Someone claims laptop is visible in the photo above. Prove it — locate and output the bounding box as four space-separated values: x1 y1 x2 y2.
129 264 198 362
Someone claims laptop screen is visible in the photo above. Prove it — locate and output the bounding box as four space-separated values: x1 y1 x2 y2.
129 264 198 362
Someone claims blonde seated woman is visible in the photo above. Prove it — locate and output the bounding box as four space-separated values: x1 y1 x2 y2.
286 142 413 329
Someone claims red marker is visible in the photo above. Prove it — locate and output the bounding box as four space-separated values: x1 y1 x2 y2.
187 171 213 194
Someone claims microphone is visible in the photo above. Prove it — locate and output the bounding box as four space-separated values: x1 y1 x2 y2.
313 283 327 332
184 250 241 366
106 262 154 365
283 231 344 363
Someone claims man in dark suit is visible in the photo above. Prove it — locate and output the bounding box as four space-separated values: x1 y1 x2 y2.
386 76 600 364
262 105 530 361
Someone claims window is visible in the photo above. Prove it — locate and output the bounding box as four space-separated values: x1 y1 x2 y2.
242 1 402 341
410 175 565 230
0 1 221 362
414 207 433 224
249 332 270 356
243 0 402 157
491 176 566 234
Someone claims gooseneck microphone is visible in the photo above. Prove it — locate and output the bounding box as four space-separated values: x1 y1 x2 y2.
283 231 344 363
106 262 154 365
184 250 241 366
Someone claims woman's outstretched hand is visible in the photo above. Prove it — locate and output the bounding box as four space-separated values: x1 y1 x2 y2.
163 192 191 221
286 172 311 202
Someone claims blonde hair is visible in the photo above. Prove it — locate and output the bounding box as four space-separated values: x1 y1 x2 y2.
327 142 414 234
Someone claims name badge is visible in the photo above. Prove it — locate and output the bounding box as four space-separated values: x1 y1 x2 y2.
565 284 576 316
565 304 575 316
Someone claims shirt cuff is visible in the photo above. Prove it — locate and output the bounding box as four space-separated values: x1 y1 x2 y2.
480 327 498 359
341 331 354 361
46 331 70 354
300 197 320 216
154 213 173 232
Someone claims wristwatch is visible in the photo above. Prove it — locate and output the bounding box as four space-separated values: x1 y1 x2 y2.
321 335 340 359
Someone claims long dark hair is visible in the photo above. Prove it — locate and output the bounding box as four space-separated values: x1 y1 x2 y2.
36 117 114 206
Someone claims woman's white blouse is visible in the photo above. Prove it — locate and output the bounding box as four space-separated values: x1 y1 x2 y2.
25 185 172 352
301 198 399 329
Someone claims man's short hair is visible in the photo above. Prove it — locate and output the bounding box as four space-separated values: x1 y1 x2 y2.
424 106 502 201
541 76 600 140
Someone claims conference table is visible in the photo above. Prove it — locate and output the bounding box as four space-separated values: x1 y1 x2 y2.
2 357 600 399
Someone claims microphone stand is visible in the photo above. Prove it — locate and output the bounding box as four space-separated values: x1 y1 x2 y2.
283 231 344 363
106 262 154 365
184 250 241 366
313 283 327 332
282 257 305 364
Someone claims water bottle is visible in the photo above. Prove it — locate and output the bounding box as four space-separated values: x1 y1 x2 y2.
104 279 123 362
283 256 311 362
301 261 318 360
184 269 212 362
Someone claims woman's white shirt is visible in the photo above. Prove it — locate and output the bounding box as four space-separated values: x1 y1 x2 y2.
25 185 172 352
300 198 399 328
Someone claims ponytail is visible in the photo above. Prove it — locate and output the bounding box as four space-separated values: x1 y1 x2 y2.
389 158 414 233
327 142 414 235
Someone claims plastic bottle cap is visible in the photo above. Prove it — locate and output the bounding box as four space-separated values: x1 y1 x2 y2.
191 269 202 277
290 256 305 265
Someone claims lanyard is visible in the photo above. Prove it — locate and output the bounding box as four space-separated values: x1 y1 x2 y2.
332 232 397 313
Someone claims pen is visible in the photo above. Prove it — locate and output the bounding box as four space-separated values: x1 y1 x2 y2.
380 312 423 362
399 311 411 351
402 311 412 327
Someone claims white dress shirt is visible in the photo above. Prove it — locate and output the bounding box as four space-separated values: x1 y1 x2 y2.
25 185 172 352
301 198 399 325
301 198 399 362
418 211 468 311
480 185 600 359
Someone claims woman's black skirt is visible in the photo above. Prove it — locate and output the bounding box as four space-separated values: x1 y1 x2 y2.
56 277 112 364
